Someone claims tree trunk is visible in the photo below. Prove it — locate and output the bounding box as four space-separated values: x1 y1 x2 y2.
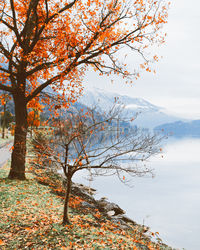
8 93 28 180
63 174 72 225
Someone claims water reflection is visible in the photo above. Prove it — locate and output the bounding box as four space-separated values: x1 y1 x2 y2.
73 138 200 250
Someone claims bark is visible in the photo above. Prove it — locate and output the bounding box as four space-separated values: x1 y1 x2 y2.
63 174 72 225
8 92 28 180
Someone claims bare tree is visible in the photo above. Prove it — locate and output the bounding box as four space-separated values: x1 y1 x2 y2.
32 103 163 225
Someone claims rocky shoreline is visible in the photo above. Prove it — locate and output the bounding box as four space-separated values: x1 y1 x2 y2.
35 169 174 249
69 182 140 231
63 181 176 249
65 181 176 249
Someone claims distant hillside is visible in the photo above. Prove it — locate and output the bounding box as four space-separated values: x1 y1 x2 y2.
154 120 200 138
79 88 183 129
2 87 193 134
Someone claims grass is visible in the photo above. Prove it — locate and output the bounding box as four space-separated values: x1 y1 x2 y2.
0 163 173 249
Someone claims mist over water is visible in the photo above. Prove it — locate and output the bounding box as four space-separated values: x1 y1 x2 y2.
73 138 200 250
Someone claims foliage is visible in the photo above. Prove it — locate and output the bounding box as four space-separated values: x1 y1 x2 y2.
0 0 170 179
27 110 40 127
0 92 12 107
0 163 172 249
0 0 170 92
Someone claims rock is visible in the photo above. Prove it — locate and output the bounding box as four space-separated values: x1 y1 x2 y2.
97 199 125 215
62 179 97 204
106 203 125 215
101 197 108 200
74 183 96 195
71 185 96 203
110 217 132 230
81 201 97 209
119 224 132 230
107 210 115 216
62 178 138 232
97 198 108 208
112 214 137 225
142 226 150 233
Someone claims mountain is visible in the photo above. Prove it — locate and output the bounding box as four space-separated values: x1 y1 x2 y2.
155 120 200 138
2 86 193 134
78 88 183 129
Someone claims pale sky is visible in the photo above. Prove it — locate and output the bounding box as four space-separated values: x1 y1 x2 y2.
83 0 200 120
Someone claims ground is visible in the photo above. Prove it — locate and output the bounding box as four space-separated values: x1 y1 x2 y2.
0 160 173 249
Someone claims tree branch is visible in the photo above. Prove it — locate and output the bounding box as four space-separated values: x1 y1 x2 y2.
0 83 14 93
26 58 65 76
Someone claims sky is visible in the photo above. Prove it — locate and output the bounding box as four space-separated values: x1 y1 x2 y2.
83 0 200 120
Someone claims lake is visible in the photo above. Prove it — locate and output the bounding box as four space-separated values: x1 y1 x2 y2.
73 138 200 250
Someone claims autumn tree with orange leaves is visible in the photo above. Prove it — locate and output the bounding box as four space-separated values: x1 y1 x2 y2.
0 0 169 180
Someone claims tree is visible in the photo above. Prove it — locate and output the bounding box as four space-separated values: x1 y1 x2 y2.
0 0 169 179
0 110 14 136
0 91 12 138
31 104 163 225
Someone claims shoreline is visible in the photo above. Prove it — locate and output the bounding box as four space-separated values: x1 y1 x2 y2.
62 180 175 249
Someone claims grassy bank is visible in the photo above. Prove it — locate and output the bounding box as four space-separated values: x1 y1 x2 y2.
0 163 172 249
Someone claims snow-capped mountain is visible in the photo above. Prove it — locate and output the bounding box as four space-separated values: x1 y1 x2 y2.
78 88 184 129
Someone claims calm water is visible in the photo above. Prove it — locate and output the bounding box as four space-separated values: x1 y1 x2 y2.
73 138 200 250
